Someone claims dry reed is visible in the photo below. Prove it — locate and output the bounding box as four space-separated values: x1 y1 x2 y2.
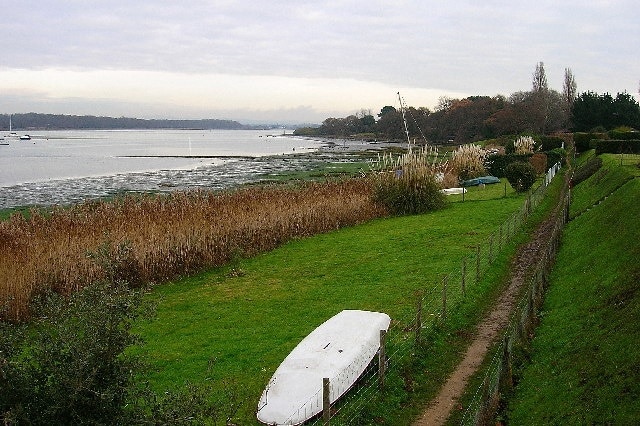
0 179 386 321
450 144 487 181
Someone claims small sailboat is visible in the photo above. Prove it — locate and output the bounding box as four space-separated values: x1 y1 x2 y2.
6 114 19 138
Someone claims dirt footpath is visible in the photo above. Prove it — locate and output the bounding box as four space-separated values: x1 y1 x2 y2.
413 200 563 426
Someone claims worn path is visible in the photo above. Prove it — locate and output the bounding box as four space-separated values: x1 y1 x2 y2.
413 184 566 426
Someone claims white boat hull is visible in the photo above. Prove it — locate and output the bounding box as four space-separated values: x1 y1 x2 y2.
257 310 391 425
441 187 467 195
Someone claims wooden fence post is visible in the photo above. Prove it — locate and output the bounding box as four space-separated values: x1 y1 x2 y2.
415 296 422 345
323 377 330 425
489 234 494 264
442 276 448 321
476 245 481 284
378 329 387 389
461 258 466 296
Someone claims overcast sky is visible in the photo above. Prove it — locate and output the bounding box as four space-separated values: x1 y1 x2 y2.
1 1 638 123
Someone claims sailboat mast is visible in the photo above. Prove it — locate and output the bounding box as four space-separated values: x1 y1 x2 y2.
397 92 412 152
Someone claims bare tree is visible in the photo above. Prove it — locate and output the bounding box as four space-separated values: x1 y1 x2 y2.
532 61 548 92
435 96 455 112
562 68 578 107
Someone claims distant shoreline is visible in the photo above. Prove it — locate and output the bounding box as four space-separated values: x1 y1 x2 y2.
1 112 289 132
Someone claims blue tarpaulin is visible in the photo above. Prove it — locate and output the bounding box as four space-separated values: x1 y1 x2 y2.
462 176 501 187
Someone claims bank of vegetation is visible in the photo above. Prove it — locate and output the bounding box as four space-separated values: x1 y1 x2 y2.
0 180 385 321
502 153 640 424
295 64 640 147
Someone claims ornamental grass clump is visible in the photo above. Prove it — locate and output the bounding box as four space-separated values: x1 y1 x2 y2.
514 135 537 154
450 144 487 182
370 145 447 215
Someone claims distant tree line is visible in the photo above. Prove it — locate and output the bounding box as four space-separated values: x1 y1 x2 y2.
296 63 640 144
0 113 246 131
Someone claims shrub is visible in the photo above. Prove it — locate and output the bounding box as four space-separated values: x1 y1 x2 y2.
545 148 567 167
371 147 447 215
485 153 533 178
504 162 537 193
539 135 565 151
0 281 148 424
529 153 548 175
372 172 446 215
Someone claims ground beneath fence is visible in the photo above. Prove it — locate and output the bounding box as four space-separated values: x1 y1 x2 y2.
413 193 565 426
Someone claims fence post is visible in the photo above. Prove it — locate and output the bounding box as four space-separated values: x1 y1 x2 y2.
461 258 467 296
378 329 387 389
442 276 448 321
323 377 330 425
489 234 494 264
415 296 422 346
501 335 513 389
476 245 481 284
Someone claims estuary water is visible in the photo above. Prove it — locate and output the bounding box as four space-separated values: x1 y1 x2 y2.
0 129 330 209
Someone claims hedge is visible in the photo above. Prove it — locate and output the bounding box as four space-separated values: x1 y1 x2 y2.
571 156 603 187
485 153 532 177
593 139 640 155
607 130 640 140
574 132 608 152
539 135 565 151
545 148 567 167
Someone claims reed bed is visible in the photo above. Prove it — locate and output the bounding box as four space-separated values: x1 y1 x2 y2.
0 179 387 321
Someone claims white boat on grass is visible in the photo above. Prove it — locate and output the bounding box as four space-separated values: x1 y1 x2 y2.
256 310 391 425
441 187 467 195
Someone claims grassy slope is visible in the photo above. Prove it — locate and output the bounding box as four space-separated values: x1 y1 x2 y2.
506 156 640 424
132 182 529 423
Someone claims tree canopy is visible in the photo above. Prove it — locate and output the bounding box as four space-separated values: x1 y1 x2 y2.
571 91 640 131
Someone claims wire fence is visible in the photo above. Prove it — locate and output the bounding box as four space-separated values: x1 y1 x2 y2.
293 164 565 425
616 153 640 167
459 190 568 425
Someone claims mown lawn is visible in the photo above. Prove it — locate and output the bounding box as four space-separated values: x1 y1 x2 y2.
506 159 640 424
131 181 531 423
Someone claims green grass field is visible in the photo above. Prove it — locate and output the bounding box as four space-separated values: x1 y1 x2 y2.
505 155 640 424
130 178 556 424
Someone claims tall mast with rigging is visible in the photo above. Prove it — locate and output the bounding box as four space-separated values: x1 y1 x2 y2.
397 92 412 152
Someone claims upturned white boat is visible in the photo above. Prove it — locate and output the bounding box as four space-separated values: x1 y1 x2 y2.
257 310 391 425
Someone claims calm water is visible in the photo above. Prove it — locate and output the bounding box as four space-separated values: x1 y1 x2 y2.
0 129 332 209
